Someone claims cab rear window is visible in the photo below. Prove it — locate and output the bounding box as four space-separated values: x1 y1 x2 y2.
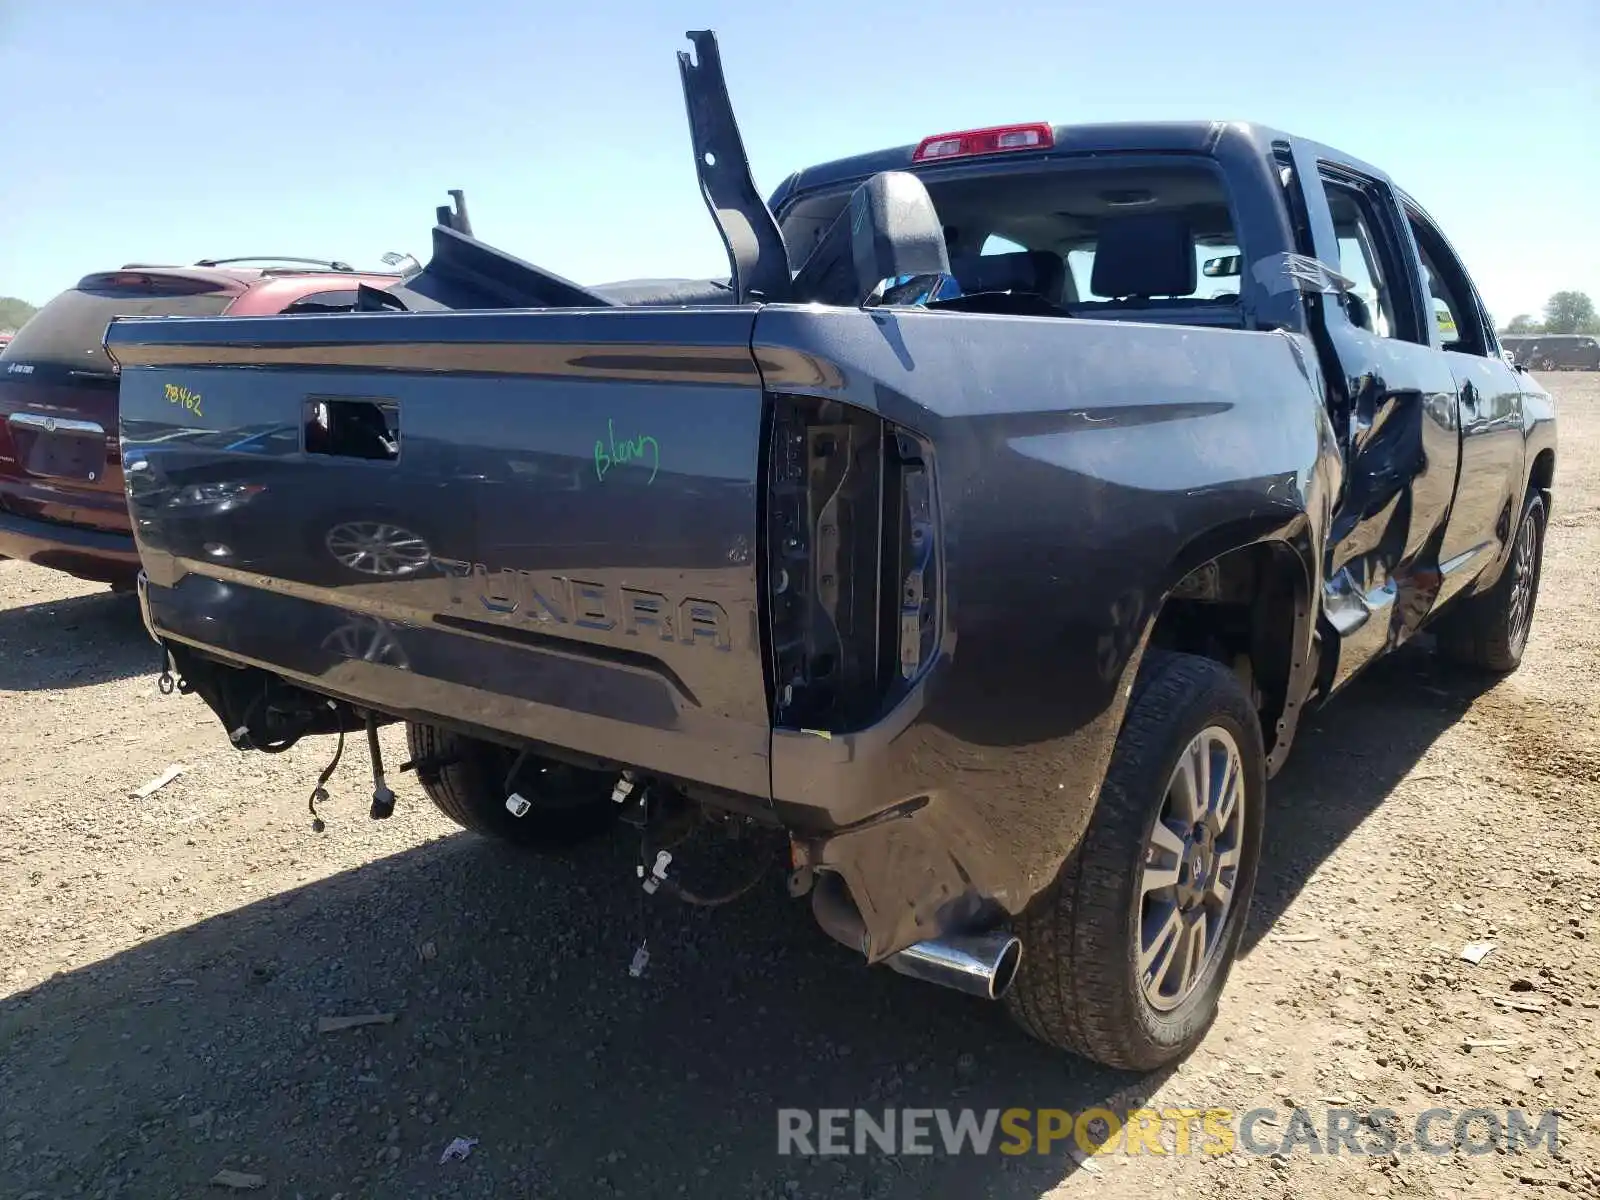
0 274 234 375
778 157 1246 327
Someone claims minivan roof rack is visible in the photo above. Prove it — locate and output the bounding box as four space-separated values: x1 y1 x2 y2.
192 256 356 272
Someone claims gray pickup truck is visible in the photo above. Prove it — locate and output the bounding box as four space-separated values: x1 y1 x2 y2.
107 32 1555 1071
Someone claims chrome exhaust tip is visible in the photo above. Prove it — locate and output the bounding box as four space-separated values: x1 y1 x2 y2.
885 930 1022 1001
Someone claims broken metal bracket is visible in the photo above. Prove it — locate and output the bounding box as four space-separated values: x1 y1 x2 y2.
435 189 473 236
677 30 790 304
364 711 396 820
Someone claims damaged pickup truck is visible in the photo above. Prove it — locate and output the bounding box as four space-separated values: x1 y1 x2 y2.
107 32 1555 1070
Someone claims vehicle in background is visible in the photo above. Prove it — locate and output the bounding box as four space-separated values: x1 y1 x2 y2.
1500 333 1600 371
0 261 400 585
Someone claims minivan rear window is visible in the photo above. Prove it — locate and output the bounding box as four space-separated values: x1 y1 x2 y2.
0 275 234 375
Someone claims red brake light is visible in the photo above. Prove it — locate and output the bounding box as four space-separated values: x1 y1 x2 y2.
911 122 1054 163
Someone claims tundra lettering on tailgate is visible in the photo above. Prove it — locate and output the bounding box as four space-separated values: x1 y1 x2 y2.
434 558 732 650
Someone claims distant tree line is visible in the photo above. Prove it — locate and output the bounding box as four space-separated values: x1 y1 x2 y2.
0 295 38 334
1500 291 1598 336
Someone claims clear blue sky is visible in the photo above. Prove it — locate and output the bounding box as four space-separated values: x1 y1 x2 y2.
2 0 1595 323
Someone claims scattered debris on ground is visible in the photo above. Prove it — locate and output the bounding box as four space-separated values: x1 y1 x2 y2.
209 1168 266 1190
316 1012 397 1034
131 764 185 799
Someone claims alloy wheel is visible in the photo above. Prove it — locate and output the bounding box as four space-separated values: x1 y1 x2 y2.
1136 725 1246 1012
1508 510 1539 655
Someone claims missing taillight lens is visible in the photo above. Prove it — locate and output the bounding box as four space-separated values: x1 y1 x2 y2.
766 396 940 733
767 396 882 731
884 428 939 694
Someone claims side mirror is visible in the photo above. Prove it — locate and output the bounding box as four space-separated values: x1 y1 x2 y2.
1201 253 1242 278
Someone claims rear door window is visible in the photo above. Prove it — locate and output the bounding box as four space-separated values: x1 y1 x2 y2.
1317 179 1408 341
0 274 234 376
1404 206 1492 357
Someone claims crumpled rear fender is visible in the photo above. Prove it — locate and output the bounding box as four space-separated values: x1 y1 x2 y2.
753 304 1339 960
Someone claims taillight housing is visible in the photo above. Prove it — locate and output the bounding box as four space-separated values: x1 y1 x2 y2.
765 396 941 734
911 122 1054 163
77 271 228 296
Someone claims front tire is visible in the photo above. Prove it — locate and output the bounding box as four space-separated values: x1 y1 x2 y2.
1436 492 1545 674
407 723 617 849
1005 650 1266 1070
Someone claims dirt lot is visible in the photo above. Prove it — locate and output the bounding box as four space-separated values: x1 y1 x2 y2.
2 374 1597 1200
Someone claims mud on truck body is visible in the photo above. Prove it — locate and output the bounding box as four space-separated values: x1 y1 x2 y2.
106 32 1555 1070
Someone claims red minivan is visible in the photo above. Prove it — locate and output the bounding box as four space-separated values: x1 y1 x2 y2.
0 261 400 586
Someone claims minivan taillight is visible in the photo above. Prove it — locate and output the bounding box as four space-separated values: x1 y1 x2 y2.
76 271 226 296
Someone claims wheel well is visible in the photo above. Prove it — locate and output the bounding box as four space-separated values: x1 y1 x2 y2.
1530 448 1555 510
1145 542 1307 760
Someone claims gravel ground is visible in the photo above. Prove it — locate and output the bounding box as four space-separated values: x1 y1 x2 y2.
1 374 1597 1200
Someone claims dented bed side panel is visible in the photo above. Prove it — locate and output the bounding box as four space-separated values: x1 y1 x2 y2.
751 305 1342 959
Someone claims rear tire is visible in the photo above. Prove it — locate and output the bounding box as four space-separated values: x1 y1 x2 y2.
1435 492 1545 674
406 723 617 849
1005 650 1266 1070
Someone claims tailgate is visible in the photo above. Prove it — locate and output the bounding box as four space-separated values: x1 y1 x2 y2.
111 308 773 797
0 366 124 527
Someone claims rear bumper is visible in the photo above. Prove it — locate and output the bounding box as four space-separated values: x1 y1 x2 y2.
0 508 140 583
139 565 774 799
